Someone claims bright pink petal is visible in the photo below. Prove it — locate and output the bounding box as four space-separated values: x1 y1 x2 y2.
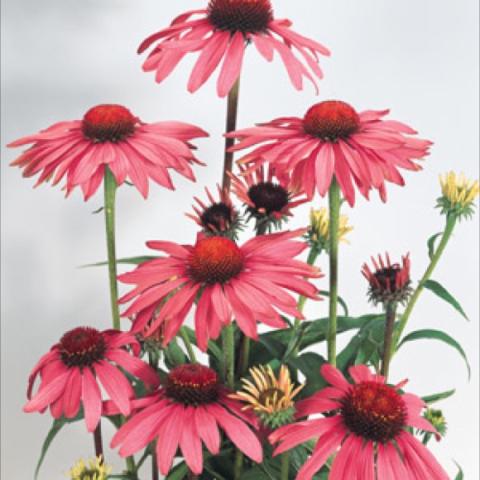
296 427 346 480
23 372 69 413
94 360 133 416
195 406 221 455
106 349 159 389
179 407 204 475
156 404 184 475
217 31 245 98
81 368 102 432
62 368 82 418
188 31 230 93
320 364 351 392
209 404 262 463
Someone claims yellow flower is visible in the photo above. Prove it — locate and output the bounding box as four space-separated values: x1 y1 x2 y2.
230 365 303 428
68 456 111 480
309 207 353 248
438 171 479 219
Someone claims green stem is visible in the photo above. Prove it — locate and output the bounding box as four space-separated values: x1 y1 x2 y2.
104 167 121 330
233 451 244 480
280 452 290 480
222 78 241 192
147 354 160 480
223 324 235 389
380 302 397 380
296 248 321 315
239 336 251 376
126 457 137 477
393 214 457 350
327 179 341 366
180 327 197 363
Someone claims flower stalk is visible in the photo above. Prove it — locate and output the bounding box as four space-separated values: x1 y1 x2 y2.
393 213 457 350
104 167 121 330
93 423 104 460
223 78 241 192
327 178 341 365
381 302 397 379
280 452 290 480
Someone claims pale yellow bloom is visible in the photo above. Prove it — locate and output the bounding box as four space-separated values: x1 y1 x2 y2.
68 456 111 480
231 365 303 416
310 207 353 244
439 171 479 208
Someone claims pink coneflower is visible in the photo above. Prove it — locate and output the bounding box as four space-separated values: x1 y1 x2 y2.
362 252 412 306
8 104 208 200
230 164 307 231
138 0 330 97
111 364 263 476
186 185 241 239
24 327 159 432
228 100 432 206
119 229 320 351
270 364 449 480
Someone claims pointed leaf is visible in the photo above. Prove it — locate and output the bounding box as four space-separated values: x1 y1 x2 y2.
422 389 456 404
427 232 443 260
317 291 349 316
35 413 82 479
166 461 189 480
423 279 469 320
454 462 464 480
80 256 158 268
398 329 470 378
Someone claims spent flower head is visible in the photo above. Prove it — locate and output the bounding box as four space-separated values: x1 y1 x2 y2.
307 207 353 252
230 365 303 428
362 253 412 307
437 171 479 220
68 456 111 480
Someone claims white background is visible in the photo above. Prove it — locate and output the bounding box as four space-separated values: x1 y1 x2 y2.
1 0 478 478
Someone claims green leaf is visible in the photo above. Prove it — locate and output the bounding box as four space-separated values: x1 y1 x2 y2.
164 339 188 369
288 352 327 397
454 462 464 480
92 206 104 214
427 232 443 260
398 329 470 378
300 314 383 351
423 279 469 320
422 389 456 404
336 315 386 372
35 414 82 479
317 291 349 316
166 461 189 480
80 256 158 268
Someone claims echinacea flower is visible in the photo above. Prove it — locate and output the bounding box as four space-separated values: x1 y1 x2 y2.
186 185 241 239
119 229 321 351
138 0 330 98
24 327 159 432
230 364 303 428
362 253 412 306
270 364 449 480
230 164 307 232
308 207 353 251
437 171 479 220
68 456 111 480
8 104 208 200
111 364 263 476
228 100 432 206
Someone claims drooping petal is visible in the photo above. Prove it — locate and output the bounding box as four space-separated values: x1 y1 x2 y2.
209 404 262 463
81 368 102 432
